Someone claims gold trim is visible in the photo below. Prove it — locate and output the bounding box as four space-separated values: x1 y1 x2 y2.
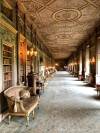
0 13 17 34
78 3 90 10
3 41 14 47
26 39 32 47
84 0 98 8
0 112 8 122
19 33 25 42
3 0 12 9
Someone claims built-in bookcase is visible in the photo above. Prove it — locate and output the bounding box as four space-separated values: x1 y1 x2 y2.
3 44 13 90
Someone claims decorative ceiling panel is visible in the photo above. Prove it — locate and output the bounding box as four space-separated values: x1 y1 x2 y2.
19 0 100 59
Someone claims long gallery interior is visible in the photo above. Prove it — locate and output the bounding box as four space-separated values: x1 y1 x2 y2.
0 0 100 132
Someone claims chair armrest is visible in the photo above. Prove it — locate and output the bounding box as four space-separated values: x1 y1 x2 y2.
7 97 28 113
15 100 27 113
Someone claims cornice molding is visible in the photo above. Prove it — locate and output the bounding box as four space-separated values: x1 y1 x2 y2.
0 13 17 34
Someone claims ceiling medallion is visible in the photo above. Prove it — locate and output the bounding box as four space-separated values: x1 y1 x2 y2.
52 8 82 22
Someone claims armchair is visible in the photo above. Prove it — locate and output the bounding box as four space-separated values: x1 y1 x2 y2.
4 86 39 126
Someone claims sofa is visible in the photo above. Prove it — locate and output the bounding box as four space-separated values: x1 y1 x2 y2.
4 86 39 126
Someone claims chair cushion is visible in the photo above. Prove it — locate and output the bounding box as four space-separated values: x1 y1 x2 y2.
19 90 30 99
23 96 38 112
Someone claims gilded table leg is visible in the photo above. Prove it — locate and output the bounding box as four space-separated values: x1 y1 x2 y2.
8 115 11 124
26 116 29 127
32 110 35 119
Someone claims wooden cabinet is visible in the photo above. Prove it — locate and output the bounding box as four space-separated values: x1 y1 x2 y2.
3 44 13 90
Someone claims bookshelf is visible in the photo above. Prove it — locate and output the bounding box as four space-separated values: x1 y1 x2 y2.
3 44 13 90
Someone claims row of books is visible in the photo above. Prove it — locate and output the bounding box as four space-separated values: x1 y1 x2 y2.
27 61 31 66
3 58 12 64
3 51 12 57
3 45 12 52
3 66 12 72
3 44 13 90
4 73 12 81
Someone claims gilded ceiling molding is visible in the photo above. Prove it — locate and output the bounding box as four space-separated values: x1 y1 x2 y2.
0 14 17 34
84 0 99 8
78 3 90 10
20 0 56 13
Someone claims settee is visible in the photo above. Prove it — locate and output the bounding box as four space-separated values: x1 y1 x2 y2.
4 86 39 126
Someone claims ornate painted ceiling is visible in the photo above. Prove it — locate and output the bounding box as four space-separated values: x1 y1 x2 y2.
18 0 100 59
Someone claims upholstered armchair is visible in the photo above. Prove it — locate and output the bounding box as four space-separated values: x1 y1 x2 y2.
4 86 39 126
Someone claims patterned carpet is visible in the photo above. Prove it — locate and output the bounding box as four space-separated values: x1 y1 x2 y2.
0 71 100 133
